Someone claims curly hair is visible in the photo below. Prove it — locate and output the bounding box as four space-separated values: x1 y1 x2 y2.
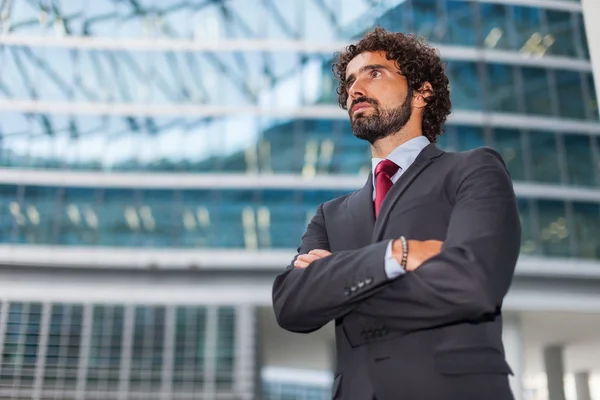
332 27 451 142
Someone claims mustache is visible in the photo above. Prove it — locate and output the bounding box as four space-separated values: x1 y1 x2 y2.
350 97 379 112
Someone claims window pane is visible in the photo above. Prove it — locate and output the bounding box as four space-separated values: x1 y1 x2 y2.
173 307 206 390
529 131 560 183
377 2 408 32
511 6 542 53
555 70 586 120
441 1 476 46
87 305 124 390
59 188 100 246
479 3 511 50
545 10 577 58
448 61 482 110
577 13 590 60
21 186 61 245
486 64 518 113
572 202 600 259
411 0 441 42
563 134 596 186
518 199 538 255
586 73 599 121
0 185 19 242
455 126 485 151
492 129 526 181
521 67 553 116
537 200 571 257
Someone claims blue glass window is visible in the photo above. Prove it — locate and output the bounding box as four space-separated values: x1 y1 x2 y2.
517 199 538 255
486 64 518 113
447 61 482 111
511 6 542 53
563 134 597 186
521 67 553 116
572 202 600 259
441 1 477 46
529 131 561 184
545 10 577 58
492 128 526 181
555 70 586 120
455 126 486 151
411 0 441 42
537 200 571 257
479 3 511 50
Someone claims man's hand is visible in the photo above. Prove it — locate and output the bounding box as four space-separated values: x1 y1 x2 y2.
392 239 443 272
294 249 332 268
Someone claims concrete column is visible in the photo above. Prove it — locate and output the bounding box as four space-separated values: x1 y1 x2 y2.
503 314 524 400
574 371 592 400
582 0 600 119
543 345 566 400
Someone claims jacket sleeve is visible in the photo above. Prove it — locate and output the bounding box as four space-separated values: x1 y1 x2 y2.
272 203 392 333
351 147 521 332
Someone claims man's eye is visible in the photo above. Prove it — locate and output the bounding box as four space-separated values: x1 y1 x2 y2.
370 70 381 78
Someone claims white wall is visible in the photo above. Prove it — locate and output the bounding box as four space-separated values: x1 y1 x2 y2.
582 0 600 119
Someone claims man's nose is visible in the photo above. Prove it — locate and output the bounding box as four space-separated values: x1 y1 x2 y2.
348 79 366 99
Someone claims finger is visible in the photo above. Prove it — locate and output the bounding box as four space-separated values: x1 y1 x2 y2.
297 254 320 263
294 260 309 268
309 249 332 257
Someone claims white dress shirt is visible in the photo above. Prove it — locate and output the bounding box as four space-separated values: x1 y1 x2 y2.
371 135 430 279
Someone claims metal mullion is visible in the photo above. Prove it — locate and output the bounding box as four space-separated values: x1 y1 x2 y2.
580 70 595 121
55 304 74 395
0 301 7 373
117 304 135 400
233 305 255 400
182 307 197 393
75 303 93 400
203 306 218 400
564 200 579 258
99 306 116 393
141 307 154 393
32 303 51 400
160 305 175 400
11 303 30 393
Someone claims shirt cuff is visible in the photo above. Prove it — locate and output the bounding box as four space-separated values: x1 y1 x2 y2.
384 239 406 279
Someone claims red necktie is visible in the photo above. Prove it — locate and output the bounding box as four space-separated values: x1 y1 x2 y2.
374 159 400 217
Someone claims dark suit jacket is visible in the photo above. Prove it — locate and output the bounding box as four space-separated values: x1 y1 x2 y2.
272 143 521 400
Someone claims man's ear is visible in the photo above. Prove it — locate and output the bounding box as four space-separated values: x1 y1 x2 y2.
413 82 433 109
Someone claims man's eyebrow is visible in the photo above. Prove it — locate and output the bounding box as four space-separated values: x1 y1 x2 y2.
345 64 396 82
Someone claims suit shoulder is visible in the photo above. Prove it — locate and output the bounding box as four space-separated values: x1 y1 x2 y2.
443 146 507 170
321 190 355 211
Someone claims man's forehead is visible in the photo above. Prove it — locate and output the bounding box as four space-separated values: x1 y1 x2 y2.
346 51 395 77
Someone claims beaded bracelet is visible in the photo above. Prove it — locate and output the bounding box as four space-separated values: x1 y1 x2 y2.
399 236 408 270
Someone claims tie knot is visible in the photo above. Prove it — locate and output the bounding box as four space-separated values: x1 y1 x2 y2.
375 159 400 178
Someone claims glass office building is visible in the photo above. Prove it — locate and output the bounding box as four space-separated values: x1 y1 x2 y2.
0 0 598 399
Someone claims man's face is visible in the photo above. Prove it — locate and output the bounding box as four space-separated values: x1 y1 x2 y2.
345 51 413 144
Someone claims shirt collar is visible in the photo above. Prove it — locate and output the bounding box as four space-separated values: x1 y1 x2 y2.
371 135 430 184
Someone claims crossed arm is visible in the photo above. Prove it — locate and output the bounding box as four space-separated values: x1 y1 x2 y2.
272 148 521 334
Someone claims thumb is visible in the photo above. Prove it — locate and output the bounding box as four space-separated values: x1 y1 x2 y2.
309 249 332 257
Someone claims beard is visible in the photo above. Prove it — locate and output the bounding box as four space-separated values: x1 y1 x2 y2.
350 90 413 144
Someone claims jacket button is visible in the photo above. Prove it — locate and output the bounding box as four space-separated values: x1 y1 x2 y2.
357 281 365 288
344 288 350 296
350 285 358 292
365 277 373 285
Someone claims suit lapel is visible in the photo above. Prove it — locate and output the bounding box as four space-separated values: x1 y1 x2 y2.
372 143 444 242
349 172 376 248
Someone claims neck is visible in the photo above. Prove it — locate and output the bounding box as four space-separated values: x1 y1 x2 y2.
371 129 423 159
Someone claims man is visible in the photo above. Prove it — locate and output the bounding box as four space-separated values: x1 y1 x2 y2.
272 28 521 400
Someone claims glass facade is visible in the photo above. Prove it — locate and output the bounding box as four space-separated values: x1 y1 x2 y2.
0 0 598 399
1 184 600 260
0 302 239 399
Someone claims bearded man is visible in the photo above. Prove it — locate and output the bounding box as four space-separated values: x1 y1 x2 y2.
272 27 521 400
